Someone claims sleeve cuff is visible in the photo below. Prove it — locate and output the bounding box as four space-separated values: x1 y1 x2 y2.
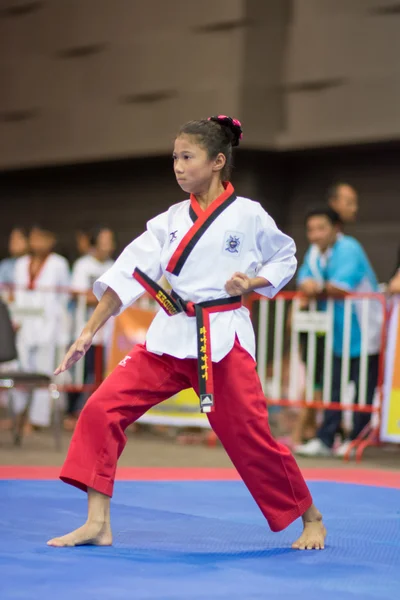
93 271 145 314
256 261 296 299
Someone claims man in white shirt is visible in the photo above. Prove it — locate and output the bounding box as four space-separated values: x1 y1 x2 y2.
65 228 115 428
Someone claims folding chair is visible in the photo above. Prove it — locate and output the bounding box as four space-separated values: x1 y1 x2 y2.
0 299 62 449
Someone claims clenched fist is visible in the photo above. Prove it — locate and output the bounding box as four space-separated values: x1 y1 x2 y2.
225 273 271 296
225 272 252 296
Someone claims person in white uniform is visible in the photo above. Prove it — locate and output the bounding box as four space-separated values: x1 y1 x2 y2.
65 228 116 428
13 226 70 429
0 227 29 427
48 115 326 551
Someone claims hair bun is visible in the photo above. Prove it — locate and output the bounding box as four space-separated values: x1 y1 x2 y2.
208 115 243 147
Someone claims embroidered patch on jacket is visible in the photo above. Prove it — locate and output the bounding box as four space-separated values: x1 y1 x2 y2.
223 231 244 257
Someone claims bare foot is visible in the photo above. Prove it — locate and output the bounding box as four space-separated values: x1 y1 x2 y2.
47 520 112 548
292 505 327 550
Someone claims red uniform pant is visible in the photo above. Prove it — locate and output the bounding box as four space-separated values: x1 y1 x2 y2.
60 339 312 532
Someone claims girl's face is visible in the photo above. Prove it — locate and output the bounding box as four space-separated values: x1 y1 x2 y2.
173 135 225 195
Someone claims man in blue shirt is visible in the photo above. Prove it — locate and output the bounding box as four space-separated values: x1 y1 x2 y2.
295 207 381 457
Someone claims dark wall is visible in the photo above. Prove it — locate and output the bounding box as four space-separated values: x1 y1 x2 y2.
0 150 284 262
285 143 400 282
1 143 399 281
2 1 399 168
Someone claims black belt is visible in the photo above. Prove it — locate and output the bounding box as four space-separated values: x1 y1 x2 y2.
133 267 242 413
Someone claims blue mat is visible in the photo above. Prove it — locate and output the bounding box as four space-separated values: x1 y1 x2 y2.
1 480 399 600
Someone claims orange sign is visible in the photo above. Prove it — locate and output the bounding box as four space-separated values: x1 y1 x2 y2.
106 306 156 375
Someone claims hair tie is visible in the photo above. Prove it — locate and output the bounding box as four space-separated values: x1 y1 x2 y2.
207 115 243 144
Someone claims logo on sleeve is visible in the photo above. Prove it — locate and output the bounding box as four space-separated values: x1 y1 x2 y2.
169 230 178 243
223 231 244 257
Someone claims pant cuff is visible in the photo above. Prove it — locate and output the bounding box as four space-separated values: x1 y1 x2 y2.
60 463 114 497
268 492 313 532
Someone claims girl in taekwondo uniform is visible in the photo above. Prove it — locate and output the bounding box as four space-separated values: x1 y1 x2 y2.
48 116 326 551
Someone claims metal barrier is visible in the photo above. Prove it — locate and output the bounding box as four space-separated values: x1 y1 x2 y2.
0 283 161 445
246 291 387 461
0 284 389 460
0 284 158 394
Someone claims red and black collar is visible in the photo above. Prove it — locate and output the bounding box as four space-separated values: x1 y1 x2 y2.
167 182 236 276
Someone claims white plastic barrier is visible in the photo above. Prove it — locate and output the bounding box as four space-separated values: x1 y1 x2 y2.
250 291 386 457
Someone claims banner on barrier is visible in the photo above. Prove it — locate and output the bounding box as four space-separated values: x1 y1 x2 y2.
380 298 400 442
107 306 208 427
106 306 155 374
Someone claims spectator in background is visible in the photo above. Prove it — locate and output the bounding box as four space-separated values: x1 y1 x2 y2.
63 227 93 266
326 182 358 227
388 246 400 295
64 227 116 430
0 227 28 288
12 225 70 431
0 227 28 428
71 228 116 303
76 228 92 258
289 183 359 446
295 207 382 458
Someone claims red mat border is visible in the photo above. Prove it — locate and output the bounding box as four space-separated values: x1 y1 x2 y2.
0 466 399 488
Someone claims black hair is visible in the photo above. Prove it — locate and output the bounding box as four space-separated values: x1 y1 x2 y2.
29 224 55 236
88 226 116 247
305 206 343 226
88 227 104 247
177 115 243 180
76 225 92 235
10 226 28 238
326 182 355 202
